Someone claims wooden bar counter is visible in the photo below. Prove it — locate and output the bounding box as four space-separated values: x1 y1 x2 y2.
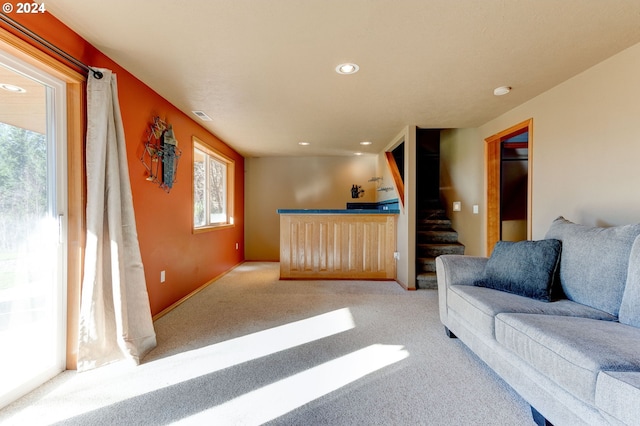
277 209 399 280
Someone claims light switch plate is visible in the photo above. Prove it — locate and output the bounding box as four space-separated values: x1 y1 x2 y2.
453 201 461 212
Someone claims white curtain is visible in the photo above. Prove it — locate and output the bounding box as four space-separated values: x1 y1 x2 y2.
77 69 157 371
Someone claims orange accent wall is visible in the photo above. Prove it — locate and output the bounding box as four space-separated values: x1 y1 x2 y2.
7 12 245 315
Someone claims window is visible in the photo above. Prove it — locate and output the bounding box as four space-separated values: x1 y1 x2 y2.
193 137 234 230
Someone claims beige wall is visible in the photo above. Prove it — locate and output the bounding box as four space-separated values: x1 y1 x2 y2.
441 41 640 255
245 155 379 260
378 126 416 289
440 127 484 256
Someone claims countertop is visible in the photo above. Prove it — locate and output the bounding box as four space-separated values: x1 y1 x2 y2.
277 208 400 214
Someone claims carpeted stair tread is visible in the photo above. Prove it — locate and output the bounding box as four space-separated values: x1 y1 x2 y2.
417 242 465 257
417 229 459 243
417 209 447 217
416 257 438 272
416 272 438 289
417 218 452 229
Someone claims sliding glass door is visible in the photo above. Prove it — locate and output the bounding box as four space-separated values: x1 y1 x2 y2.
0 50 67 408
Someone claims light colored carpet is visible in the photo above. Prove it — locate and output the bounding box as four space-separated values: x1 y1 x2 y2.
0 262 533 425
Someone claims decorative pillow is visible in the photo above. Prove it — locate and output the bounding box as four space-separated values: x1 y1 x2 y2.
474 239 562 302
545 216 640 317
619 235 640 327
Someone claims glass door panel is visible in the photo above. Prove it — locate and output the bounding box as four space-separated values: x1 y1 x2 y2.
0 52 66 408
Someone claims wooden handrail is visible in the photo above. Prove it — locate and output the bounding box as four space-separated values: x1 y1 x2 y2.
385 151 404 207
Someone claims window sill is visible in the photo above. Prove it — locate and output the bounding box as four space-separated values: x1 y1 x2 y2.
193 223 235 234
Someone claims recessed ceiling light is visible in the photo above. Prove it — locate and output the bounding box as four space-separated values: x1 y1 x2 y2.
298 141 310 146
354 152 363 156
359 141 372 146
493 86 511 96
0 83 26 93
335 63 359 75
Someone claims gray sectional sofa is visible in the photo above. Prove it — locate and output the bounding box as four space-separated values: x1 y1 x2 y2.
436 217 640 425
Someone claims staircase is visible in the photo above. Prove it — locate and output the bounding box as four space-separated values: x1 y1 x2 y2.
413 128 465 289
416 202 465 289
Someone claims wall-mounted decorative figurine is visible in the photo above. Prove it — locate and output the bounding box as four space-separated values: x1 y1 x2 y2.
369 176 393 192
140 116 182 192
160 124 179 191
351 184 365 198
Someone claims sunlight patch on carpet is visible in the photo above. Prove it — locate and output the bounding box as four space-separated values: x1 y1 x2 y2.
177 344 410 425
28 307 357 424
153 307 356 381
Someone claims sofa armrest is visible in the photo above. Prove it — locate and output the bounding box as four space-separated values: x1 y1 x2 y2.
596 371 640 426
436 255 488 328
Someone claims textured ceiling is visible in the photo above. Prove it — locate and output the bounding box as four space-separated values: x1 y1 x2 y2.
46 0 640 157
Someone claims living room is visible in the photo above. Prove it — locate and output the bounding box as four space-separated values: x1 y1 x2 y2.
1 1 640 424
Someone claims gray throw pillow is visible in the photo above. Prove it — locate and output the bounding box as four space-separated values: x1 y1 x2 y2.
474 239 562 302
545 216 640 317
619 235 640 327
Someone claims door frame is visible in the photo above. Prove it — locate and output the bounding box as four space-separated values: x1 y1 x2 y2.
485 118 533 255
0 27 85 370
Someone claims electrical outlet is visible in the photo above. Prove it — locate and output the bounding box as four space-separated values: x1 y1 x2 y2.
160 270 165 283
235 242 239 250
394 251 400 260
473 204 479 214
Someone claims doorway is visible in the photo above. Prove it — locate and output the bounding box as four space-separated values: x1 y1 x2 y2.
501 132 528 241
0 49 67 408
485 119 533 254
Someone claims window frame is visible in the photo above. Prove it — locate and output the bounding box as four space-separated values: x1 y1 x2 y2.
1 26 85 370
192 136 235 232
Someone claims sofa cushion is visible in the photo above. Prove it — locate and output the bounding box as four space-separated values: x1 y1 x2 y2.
495 313 640 405
448 285 616 339
619 235 640 327
474 239 561 302
545 216 640 316
596 371 640 426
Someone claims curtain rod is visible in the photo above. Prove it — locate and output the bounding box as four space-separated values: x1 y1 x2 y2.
0 12 103 79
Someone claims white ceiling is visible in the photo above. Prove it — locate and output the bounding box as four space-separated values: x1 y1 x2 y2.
46 0 640 157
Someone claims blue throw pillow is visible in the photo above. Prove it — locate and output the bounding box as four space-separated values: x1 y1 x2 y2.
474 239 562 302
